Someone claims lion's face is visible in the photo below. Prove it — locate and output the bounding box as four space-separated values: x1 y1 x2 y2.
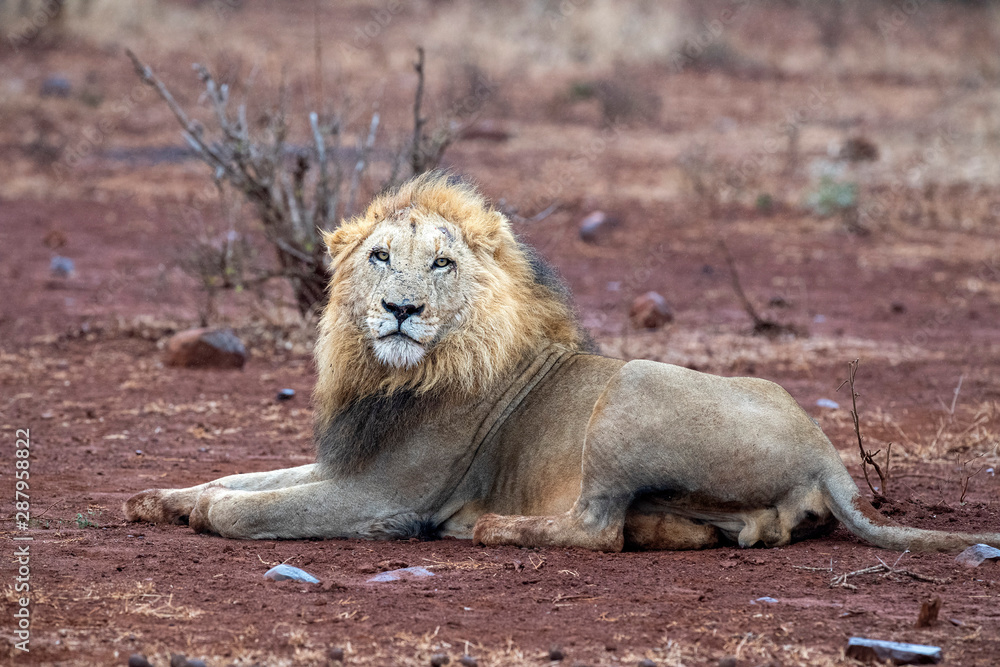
342 211 479 369
316 174 585 412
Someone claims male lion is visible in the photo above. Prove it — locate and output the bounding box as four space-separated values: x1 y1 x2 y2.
126 174 1000 552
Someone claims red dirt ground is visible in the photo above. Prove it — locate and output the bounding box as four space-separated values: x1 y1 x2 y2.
2 2 1000 666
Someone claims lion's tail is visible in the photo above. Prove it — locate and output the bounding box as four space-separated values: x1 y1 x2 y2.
821 467 1000 552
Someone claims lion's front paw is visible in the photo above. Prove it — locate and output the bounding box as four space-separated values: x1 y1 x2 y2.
123 489 194 525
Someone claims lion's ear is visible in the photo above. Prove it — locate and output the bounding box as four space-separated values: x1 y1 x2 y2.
322 223 369 265
462 210 511 258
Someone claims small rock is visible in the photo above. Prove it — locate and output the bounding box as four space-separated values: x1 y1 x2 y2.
328 647 345 662
40 75 72 97
377 559 410 571
50 255 75 278
815 398 840 409
629 291 674 329
263 564 320 584
430 653 450 667
638 660 658 667
548 645 565 661
164 328 247 370
718 658 737 667
276 388 296 401
170 655 188 667
127 655 152 667
955 543 1000 568
458 656 478 667
916 596 941 628
840 136 879 162
184 660 207 667
43 229 68 249
845 637 942 665
368 566 435 582
578 211 614 242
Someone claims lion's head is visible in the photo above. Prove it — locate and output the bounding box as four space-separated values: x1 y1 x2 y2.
313 173 589 424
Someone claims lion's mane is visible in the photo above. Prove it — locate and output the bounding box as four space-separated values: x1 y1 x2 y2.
313 173 589 472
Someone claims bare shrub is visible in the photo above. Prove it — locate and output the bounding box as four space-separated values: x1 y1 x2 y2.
127 47 468 316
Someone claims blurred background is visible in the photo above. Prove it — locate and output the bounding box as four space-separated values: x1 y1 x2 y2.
4 0 1000 422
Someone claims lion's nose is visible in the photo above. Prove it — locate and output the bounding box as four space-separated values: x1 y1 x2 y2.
382 299 425 324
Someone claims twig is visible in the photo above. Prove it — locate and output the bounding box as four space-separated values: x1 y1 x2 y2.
346 111 380 217
510 202 560 224
838 359 891 500
410 46 427 175
126 50 245 190
719 240 795 337
830 560 946 590
949 374 965 416
960 454 986 504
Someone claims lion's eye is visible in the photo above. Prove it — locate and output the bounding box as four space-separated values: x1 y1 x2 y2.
433 257 453 269
372 250 390 263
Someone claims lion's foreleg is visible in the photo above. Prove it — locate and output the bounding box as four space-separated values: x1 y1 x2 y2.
123 463 320 525
186 479 385 539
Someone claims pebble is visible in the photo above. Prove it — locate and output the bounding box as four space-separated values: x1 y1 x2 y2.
548 645 565 661
163 328 247 370
40 75 72 97
328 647 345 662
264 564 320 584
956 543 1000 568
170 655 188 667
127 655 152 667
50 256 75 278
458 656 478 667
718 658 737 667
430 653 450 666
845 637 942 665
578 211 614 242
368 566 435 582
629 291 674 329
638 660 657 667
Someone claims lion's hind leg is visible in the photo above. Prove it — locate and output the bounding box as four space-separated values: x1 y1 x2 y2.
124 463 320 525
473 495 629 552
624 511 720 550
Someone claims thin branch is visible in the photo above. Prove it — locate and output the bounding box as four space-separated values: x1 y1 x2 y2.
309 111 329 224
346 111 380 217
949 373 965 416
410 46 427 175
830 558 946 590
838 359 891 499
125 49 246 189
719 239 797 337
